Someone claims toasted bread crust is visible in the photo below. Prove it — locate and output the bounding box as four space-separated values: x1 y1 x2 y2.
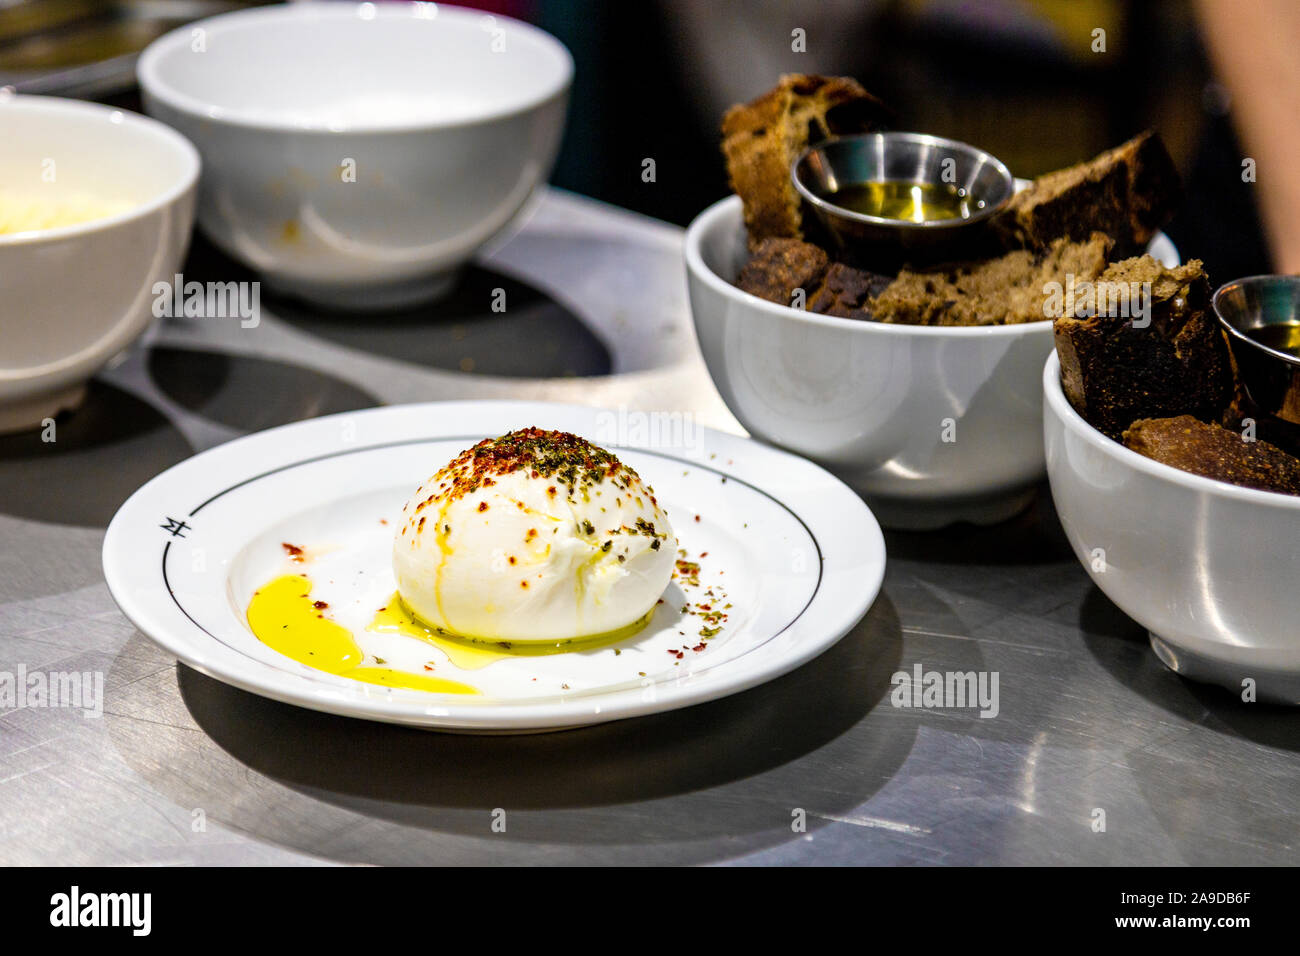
871 233 1113 326
993 131 1181 257
722 74 888 246
1123 415 1300 495
1054 257 1234 440
736 234 1117 327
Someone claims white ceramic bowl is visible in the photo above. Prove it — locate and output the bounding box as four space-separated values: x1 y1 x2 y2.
0 95 198 433
685 195 1176 529
1044 351 1300 703
137 1 572 310
686 196 1031 528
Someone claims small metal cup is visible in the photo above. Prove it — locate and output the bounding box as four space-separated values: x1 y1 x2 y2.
791 131 1015 262
1212 275 1300 425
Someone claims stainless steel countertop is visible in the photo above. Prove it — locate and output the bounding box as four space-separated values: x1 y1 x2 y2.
1 188 1297 866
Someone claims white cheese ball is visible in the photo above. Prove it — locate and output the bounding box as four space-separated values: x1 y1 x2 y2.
393 429 675 642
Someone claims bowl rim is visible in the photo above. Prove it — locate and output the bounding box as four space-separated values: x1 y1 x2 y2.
1211 273 1300 369
136 1 575 135
1043 349 1300 509
684 194 1055 338
791 131 1015 231
0 94 199 247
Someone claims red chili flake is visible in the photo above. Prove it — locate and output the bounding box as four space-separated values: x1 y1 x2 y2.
508 555 516 565
692 643 706 652
423 663 435 671
379 519 388 525
478 501 489 512
694 515 701 522
520 581 529 589
425 429 637 504
418 516 426 530
281 542 306 562
312 600 329 610
699 551 709 558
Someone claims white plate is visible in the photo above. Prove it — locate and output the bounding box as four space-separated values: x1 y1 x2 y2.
102 401 886 732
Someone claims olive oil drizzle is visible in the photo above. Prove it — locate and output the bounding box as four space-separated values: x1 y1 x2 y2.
828 180 981 223
246 574 478 694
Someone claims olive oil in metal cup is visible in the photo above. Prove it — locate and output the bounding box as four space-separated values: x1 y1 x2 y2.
792 131 1015 261
1213 275 1300 425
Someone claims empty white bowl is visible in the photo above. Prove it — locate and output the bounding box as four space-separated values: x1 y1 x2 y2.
1044 350 1300 703
137 1 572 309
0 95 198 433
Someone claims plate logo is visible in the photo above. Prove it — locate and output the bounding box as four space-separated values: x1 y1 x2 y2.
160 516 191 538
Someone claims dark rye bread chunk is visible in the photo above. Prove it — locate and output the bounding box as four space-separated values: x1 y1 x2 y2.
993 131 1181 257
722 74 889 246
1054 256 1235 440
735 237 829 306
736 238 891 318
871 233 1113 326
1123 415 1300 496
736 234 1113 326
808 262 893 320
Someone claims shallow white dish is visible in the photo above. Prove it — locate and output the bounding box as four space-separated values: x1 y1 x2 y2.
684 193 1177 530
137 2 572 309
1044 351 1300 703
0 95 198 433
102 401 885 731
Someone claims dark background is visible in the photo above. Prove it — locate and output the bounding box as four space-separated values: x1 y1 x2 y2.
526 0 1270 284
0 0 1272 283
